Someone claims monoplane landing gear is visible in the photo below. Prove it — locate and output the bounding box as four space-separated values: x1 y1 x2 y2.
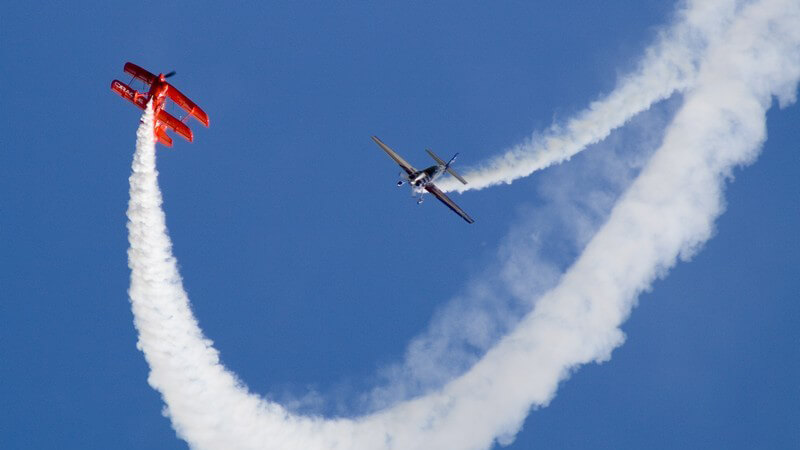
397 180 405 187
416 197 424 205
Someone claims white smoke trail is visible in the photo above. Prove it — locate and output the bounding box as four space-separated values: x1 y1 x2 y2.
126 0 800 448
360 97 679 413
437 0 739 193
126 104 299 448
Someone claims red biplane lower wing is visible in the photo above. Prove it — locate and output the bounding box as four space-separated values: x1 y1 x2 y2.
111 80 148 109
157 110 193 142
123 62 157 86
166 85 210 127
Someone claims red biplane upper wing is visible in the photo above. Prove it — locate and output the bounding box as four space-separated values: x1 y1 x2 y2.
124 62 157 86
166 85 209 127
157 110 193 142
424 183 475 224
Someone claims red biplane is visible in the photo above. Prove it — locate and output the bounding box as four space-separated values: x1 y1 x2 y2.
111 62 209 147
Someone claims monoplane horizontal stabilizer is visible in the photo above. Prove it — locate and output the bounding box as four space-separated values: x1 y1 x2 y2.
426 149 468 184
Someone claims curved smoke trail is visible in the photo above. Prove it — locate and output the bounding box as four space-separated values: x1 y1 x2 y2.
436 0 738 193
127 104 294 448
126 0 800 448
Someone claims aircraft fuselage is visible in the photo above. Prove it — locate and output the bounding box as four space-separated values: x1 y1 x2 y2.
406 165 444 193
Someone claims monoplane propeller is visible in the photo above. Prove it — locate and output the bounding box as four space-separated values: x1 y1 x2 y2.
164 71 176 78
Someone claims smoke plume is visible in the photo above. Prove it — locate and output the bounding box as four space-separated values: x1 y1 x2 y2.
126 0 800 448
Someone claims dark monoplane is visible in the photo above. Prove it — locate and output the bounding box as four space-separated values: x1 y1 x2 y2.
372 136 474 224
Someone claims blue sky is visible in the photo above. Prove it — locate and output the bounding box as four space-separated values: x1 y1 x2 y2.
2 1 797 449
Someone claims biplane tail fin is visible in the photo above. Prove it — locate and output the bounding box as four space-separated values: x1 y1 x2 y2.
155 125 174 147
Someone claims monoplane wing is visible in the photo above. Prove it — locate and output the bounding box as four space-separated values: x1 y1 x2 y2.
424 184 475 224
124 62 157 86
372 136 416 175
157 110 193 142
166 85 210 127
